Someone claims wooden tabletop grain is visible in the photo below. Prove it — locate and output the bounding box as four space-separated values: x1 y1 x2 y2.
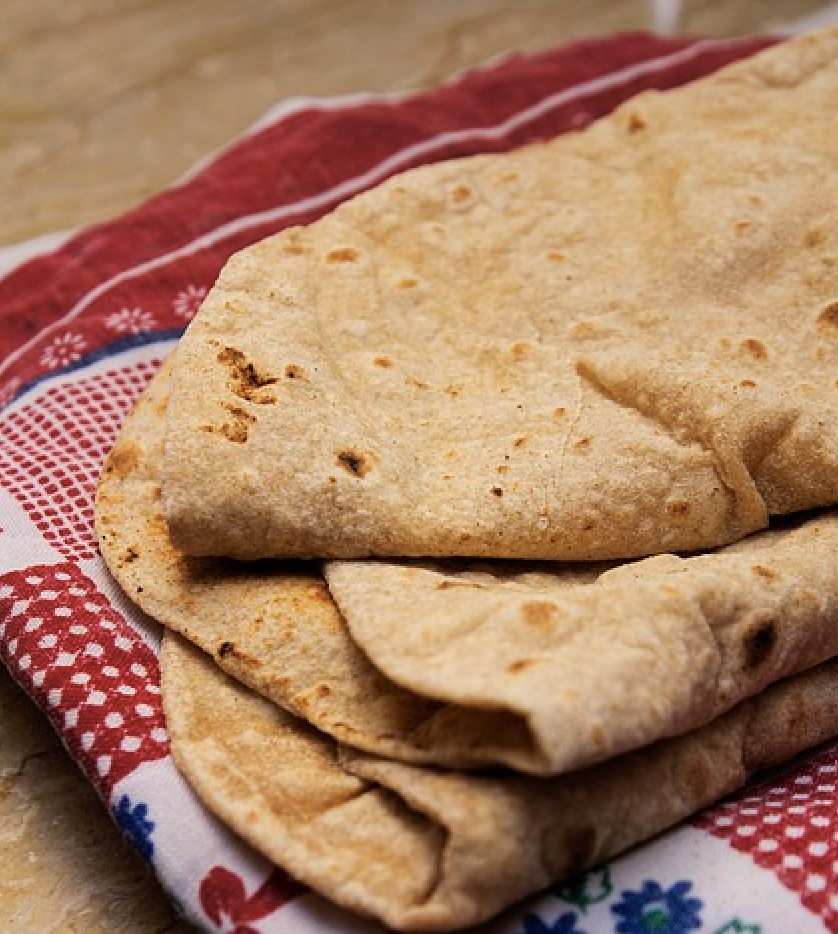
2 1 835 930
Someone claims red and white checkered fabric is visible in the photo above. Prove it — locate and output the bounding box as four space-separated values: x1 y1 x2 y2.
2 31 836 934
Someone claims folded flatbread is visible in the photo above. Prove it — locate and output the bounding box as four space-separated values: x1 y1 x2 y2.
162 632 838 931
163 28 838 561
99 361 838 775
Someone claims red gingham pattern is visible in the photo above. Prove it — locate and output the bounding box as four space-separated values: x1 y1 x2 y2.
697 746 838 931
0 360 162 560
0 562 167 794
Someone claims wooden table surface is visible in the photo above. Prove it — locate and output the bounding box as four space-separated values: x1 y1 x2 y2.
2 1 836 930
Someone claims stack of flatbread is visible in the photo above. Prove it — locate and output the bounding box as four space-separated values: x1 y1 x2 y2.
96 27 838 931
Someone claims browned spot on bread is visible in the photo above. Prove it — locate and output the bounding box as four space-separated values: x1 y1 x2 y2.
285 364 308 380
553 406 566 418
398 277 418 289
817 302 838 334
735 220 753 234
573 437 592 451
522 601 556 627
336 449 372 477
374 356 393 368
741 338 768 361
444 384 463 398
326 247 360 263
511 342 530 362
547 250 566 262
508 659 533 674
105 442 139 479
582 518 597 531
496 465 510 474
217 641 234 658
122 545 139 564
667 501 691 517
405 375 429 390
744 618 777 669
627 112 646 132
589 724 607 749
283 242 308 255
200 422 249 443
223 403 256 423
806 228 826 247
451 185 471 203
153 395 169 419
216 347 278 404
490 486 504 497
437 580 481 590
740 379 757 388
752 565 780 582
513 436 528 448
315 684 332 699
571 320 599 339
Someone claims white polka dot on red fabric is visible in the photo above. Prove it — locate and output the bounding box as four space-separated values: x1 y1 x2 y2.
131 663 147 677
64 709 79 728
31 670 45 687
40 590 58 600
0 585 12 599
24 576 42 586
37 634 56 649
54 606 72 618
105 712 123 728
759 840 779 852
85 643 103 658
785 854 804 869
87 691 106 706
117 684 136 695
69 625 86 635
47 688 62 706
136 704 153 717
10 600 29 617
71 672 89 685
809 842 828 858
808 874 827 892
24 618 42 632
96 755 111 776
150 727 167 743
102 666 118 677
114 636 131 651
786 826 806 838
55 652 75 667
7 639 18 655
121 737 141 753
80 732 94 751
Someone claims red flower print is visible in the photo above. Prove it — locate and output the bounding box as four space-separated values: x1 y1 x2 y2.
199 866 306 933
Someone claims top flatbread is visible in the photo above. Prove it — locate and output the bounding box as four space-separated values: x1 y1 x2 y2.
163 29 838 560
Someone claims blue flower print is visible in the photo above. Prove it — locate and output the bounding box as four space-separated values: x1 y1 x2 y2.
611 880 702 934
113 794 155 862
522 910 586 934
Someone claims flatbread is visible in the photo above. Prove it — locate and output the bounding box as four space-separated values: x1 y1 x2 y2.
95 360 571 769
326 510 838 774
162 631 838 931
164 28 838 561
98 362 838 775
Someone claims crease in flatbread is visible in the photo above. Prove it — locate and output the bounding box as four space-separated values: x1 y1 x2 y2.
162 632 838 931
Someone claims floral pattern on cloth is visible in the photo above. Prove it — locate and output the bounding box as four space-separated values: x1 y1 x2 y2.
113 794 156 862
3 27 838 934
611 880 702 934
